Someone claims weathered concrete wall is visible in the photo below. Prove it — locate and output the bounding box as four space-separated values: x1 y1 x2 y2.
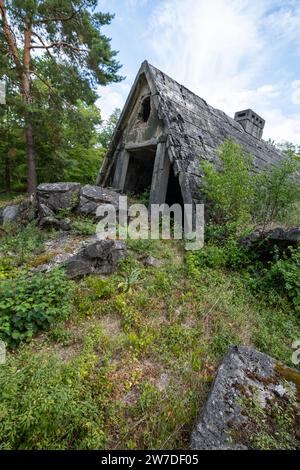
108 74 167 195
123 77 163 146
99 61 297 208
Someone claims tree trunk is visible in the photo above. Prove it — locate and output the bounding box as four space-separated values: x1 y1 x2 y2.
24 111 36 194
0 3 37 193
23 21 37 194
4 155 11 192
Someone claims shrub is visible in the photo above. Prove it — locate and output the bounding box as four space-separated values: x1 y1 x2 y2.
186 238 254 271
253 155 300 228
71 218 97 236
84 276 115 300
264 248 300 312
0 269 74 347
201 139 300 229
201 139 254 227
0 222 46 265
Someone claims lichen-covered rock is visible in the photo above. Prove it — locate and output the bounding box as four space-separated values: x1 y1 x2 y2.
37 182 81 212
191 346 300 450
64 239 127 278
77 185 120 218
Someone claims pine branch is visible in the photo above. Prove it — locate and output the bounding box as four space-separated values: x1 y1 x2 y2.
0 0 22 76
30 41 89 53
36 9 81 24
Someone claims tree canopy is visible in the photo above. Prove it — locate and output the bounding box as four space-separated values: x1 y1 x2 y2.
0 0 122 193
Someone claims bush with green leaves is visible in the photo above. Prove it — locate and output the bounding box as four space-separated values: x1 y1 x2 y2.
71 218 97 236
201 139 300 230
0 222 46 265
0 269 74 347
253 155 300 228
201 139 255 227
263 247 300 312
186 237 255 271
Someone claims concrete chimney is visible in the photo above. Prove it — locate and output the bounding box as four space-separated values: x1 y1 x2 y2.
234 109 265 140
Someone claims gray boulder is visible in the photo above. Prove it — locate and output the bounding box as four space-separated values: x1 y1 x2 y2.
37 182 81 212
141 255 161 268
38 203 55 219
0 199 35 227
77 185 120 218
191 346 300 450
39 216 71 231
65 239 127 278
240 227 300 259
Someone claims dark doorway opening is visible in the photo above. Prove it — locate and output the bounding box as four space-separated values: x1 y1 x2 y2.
165 166 184 208
165 165 184 231
124 147 156 195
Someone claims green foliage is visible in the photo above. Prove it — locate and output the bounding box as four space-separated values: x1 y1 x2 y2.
0 222 46 265
71 218 97 236
210 322 238 359
98 108 121 149
85 276 115 300
138 187 151 207
0 2 122 190
118 266 142 294
0 236 299 449
0 269 74 347
0 325 111 450
264 248 300 312
159 323 202 358
36 102 106 185
201 139 255 227
187 237 254 271
237 389 300 450
201 139 300 229
253 154 300 228
0 256 18 280
0 193 26 208
253 295 299 364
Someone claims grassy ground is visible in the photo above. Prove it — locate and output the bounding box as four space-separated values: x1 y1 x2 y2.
0 223 300 449
0 192 27 208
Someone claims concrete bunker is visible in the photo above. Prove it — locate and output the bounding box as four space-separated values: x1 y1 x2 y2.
97 61 284 221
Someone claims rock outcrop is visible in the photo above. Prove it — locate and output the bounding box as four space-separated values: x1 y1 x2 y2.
240 227 300 259
0 199 35 227
64 239 127 278
191 346 300 450
39 216 71 231
77 185 120 218
36 183 122 228
37 183 81 213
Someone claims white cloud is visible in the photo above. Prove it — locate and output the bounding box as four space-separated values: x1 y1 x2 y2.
264 3 300 52
263 108 300 144
291 80 300 105
125 0 148 6
145 0 300 143
97 82 130 120
96 0 300 142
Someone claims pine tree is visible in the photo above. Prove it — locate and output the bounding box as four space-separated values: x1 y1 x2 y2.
0 0 122 193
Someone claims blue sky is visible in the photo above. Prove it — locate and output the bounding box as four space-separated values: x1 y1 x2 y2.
96 0 300 144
